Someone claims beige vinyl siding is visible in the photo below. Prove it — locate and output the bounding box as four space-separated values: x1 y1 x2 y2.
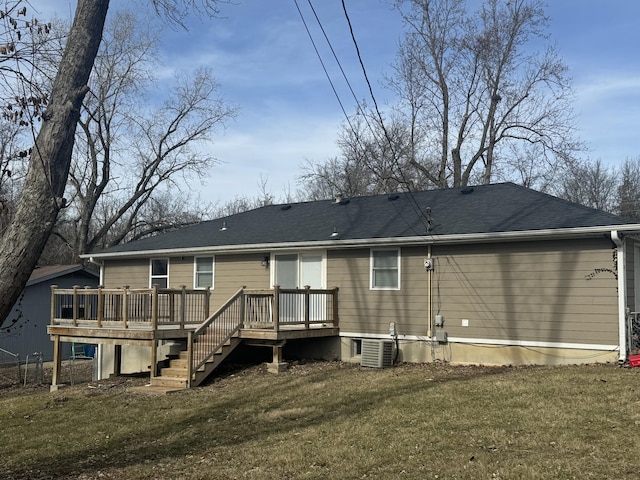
103 257 196 289
329 238 619 346
103 259 149 288
328 246 429 336
166 256 194 288
103 253 270 312
210 253 270 306
434 238 619 345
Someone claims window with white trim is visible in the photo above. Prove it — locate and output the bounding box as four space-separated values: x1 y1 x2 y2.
370 249 400 290
150 258 169 288
194 256 214 289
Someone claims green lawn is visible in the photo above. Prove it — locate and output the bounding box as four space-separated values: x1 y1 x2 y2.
2 361 640 479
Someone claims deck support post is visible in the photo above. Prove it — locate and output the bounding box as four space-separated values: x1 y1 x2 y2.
50 335 64 392
267 341 288 374
150 335 158 380
113 344 122 377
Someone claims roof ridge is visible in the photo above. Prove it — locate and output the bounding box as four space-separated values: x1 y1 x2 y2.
505 182 625 221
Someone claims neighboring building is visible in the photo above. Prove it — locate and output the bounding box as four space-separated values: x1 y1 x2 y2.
1 265 99 361
76 182 640 375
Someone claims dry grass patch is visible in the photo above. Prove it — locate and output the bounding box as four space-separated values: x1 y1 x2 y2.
1 361 640 479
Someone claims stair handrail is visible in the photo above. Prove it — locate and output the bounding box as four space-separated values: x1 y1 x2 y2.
187 287 246 386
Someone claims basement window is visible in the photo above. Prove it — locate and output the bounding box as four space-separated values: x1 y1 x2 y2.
352 339 362 356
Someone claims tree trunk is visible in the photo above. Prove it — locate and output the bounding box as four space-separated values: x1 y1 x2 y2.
0 0 109 326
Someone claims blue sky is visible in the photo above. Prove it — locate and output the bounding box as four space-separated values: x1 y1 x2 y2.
30 1 640 205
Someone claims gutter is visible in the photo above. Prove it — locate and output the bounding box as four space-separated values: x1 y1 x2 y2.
81 224 640 260
611 231 627 363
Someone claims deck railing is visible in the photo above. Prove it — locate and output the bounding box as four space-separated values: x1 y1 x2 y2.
51 285 339 332
244 286 339 331
50 285 210 329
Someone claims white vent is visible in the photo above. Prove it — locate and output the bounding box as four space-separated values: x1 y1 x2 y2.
360 339 394 368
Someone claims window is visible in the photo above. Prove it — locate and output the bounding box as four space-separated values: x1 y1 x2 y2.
194 256 214 289
150 258 168 288
352 339 362 356
370 249 400 290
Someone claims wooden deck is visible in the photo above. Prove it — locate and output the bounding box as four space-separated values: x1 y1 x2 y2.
48 285 339 390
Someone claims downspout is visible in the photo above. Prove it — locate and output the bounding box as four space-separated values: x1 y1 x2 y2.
88 256 104 286
611 231 627 363
427 245 433 338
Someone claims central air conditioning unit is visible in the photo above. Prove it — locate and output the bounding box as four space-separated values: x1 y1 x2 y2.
360 339 394 368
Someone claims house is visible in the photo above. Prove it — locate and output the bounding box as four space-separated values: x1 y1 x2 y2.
1 264 99 362
48 183 640 390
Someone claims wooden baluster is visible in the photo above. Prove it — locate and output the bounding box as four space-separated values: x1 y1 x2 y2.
180 285 187 328
97 286 104 328
273 285 280 332
72 285 79 326
332 287 339 328
50 285 57 325
152 284 159 331
239 288 245 328
304 285 310 329
122 285 129 329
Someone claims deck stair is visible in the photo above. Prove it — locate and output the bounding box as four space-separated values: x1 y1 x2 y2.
149 336 241 391
147 288 247 392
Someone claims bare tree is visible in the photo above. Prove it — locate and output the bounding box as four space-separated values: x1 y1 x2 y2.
54 10 236 259
299 112 426 200
617 157 640 222
0 0 224 327
211 175 281 217
302 0 582 197
395 0 582 188
0 118 26 235
555 159 618 212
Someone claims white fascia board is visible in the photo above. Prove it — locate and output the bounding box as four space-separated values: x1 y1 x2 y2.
81 224 640 260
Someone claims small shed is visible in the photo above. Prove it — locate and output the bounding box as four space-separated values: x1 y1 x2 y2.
0 265 99 362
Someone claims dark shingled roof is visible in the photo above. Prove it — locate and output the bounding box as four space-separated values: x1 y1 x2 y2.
27 265 99 286
95 183 629 255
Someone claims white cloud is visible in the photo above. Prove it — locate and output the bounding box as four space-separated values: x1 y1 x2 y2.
192 112 343 204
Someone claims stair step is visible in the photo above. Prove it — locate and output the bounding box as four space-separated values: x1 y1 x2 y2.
179 340 232 357
169 358 188 368
160 367 188 377
154 334 242 389
151 376 189 388
130 385 185 395
178 352 224 364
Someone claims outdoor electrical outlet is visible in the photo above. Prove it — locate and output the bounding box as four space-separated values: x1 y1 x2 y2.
424 258 433 270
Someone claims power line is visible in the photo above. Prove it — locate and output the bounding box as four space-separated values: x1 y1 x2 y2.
295 0 432 236
339 1 433 233
305 0 362 111
292 0 351 123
